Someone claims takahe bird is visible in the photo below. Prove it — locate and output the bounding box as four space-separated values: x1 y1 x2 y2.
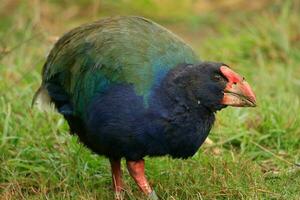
33 16 256 199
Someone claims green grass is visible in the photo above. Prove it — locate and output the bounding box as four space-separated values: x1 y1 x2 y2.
1 1 300 199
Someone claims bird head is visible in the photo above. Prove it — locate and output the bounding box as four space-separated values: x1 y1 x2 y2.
165 62 256 112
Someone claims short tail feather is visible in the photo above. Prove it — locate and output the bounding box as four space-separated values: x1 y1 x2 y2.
31 86 53 111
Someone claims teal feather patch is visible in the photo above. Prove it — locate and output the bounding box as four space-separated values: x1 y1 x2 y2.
40 16 200 116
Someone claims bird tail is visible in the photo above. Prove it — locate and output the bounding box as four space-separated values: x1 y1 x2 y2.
31 85 53 111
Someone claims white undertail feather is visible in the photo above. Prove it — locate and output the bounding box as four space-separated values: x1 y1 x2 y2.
32 86 55 111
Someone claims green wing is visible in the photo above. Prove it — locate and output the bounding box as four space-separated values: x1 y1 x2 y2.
39 16 200 116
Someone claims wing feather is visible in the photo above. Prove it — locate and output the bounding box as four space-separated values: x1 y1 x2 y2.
36 16 200 116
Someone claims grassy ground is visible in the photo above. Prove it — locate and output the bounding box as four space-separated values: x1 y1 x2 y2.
1 1 300 199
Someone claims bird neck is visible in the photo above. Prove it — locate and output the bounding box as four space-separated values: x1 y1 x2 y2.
151 70 215 120
154 84 215 123
147 82 215 158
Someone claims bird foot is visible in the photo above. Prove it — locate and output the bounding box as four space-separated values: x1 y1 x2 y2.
204 137 221 155
147 190 159 200
114 191 124 200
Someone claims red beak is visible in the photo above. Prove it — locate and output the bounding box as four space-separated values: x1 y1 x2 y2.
220 66 256 107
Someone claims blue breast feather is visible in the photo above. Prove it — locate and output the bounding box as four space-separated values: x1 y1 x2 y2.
83 83 214 160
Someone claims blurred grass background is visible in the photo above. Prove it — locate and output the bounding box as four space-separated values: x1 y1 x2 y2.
1 0 300 199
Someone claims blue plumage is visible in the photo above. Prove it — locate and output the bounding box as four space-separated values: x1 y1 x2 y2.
84 81 215 160
80 62 224 160
33 16 257 197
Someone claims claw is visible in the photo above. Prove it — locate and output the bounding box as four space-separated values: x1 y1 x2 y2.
148 190 159 200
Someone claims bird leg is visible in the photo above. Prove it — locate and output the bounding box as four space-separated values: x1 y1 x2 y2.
126 159 159 200
109 158 123 200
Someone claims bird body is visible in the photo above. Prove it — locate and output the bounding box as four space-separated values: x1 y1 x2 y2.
37 16 210 160
33 16 256 199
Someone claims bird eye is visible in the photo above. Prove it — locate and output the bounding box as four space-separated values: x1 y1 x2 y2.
213 74 222 81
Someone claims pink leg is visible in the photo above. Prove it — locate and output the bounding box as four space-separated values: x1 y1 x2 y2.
126 160 159 199
109 158 123 199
